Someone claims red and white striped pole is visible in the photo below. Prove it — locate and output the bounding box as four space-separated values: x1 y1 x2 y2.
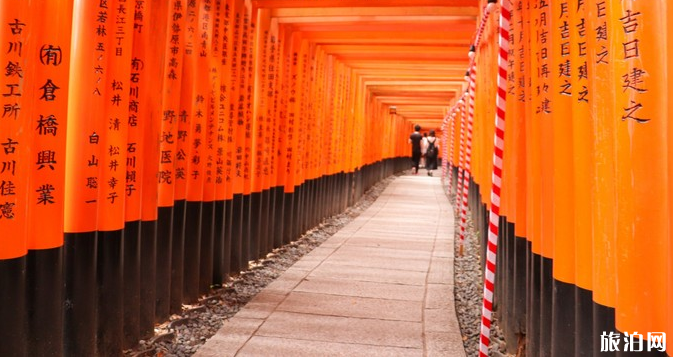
458 65 477 255
473 3 494 54
479 0 510 356
454 98 466 208
446 112 456 194
441 114 449 180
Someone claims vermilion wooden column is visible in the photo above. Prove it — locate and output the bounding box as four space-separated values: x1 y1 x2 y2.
63 0 107 354
23 0 73 355
0 2 32 355
156 0 186 322
139 0 168 337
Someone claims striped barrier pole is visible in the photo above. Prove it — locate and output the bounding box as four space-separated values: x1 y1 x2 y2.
458 65 477 256
454 98 466 211
472 2 494 56
447 111 456 195
441 115 449 181
479 0 510 356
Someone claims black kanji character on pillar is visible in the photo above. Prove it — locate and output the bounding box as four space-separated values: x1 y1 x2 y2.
0 201 16 219
36 150 57 170
5 61 23 78
596 46 609 64
620 10 641 34
559 59 571 77
560 80 572 96
131 57 144 71
109 159 119 171
107 191 118 203
2 103 20 119
622 68 647 93
36 114 59 136
595 22 607 41
0 161 16 176
36 184 55 205
161 150 172 163
39 45 63 66
8 19 26 35
163 109 176 123
0 180 16 196
161 131 174 144
622 100 649 123
126 168 137 183
111 94 122 106
623 39 640 59
3 83 21 97
7 41 23 56
39 79 60 101
158 170 172 184
88 155 99 167
86 177 98 189
1 138 19 154
108 145 120 156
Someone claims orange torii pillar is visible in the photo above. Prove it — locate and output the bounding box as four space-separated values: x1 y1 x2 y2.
134 0 167 341
0 1 70 356
63 0 108 354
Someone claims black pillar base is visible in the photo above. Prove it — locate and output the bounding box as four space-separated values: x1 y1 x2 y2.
64 232 97 357
139 220 157 339
212 200 226 286
155 206 173 322
96 230 124 357
122 221 141 349
199 201 215 294
223 198 233 278
551 278 575 357
27 247 63 357
282 191 295 245
231 194 244 274
183 201 203 303
0 255 27 357
272 187 284 249
250 191 263 260
241 194 252 269
539 256 553 357
170 200 186 314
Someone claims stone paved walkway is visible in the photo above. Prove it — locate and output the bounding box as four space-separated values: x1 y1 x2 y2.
194 174 464 357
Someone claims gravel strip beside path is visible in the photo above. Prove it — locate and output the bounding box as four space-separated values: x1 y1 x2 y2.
124 173 401 357
448 191 515 357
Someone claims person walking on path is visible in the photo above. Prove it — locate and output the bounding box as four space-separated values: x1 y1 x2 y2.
424 130 440 176
420 132 428 168
409 125 423 174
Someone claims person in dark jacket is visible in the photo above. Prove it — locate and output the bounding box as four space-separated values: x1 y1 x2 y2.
409 125 423 174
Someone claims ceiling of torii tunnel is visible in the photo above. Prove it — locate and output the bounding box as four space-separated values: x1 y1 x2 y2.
253 0 478 131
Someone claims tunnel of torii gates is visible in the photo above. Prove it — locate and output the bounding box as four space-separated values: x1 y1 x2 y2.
1 0 672 356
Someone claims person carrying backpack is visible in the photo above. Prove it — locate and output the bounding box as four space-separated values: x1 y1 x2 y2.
424 130 440 176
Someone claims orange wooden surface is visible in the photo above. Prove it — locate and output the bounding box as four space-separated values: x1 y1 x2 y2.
126 0 151 222
156 0 186 208
97 0 134 232
0 1 32 258
64 0 106 233
550 0 575 284
613 0 669 338
27 0 73 249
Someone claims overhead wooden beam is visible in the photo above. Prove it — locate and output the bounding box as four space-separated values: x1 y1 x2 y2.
297 31 472 44
255 0 479 10
276 15 476 23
